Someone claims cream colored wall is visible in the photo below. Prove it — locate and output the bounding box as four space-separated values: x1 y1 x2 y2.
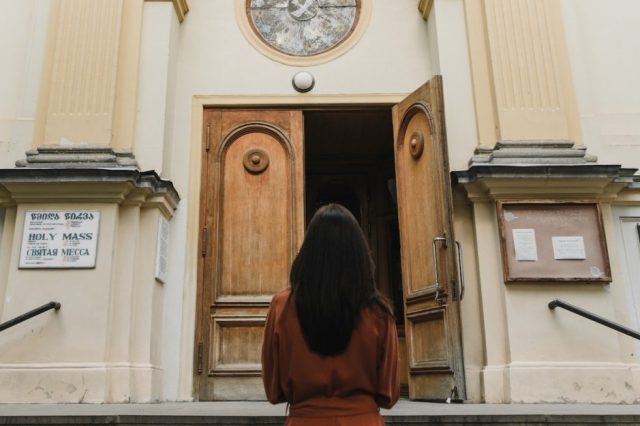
431 0 483 402
165 0 433 191
430 0 478 170
461 181 640 403
456 0 640 404
0 203 117 402
561 0 640 168
163 0 437 399
133 2 183 398
135 2 179 173
557 0 640 402
0 0 50 168
8 0 638 405
452 190 485 402
613 207 640 368
0 208 15 322
0 191 172 402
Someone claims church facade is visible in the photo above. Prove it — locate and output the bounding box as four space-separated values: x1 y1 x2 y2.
1 0 640 404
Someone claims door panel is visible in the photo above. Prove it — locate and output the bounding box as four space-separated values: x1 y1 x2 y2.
197 109 304 400
393 77 465 400
219 130 294 297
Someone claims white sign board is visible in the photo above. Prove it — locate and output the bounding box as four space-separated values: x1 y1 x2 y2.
155 216 170 284
512 228 538 261
552 236 586 260
19 211 100 268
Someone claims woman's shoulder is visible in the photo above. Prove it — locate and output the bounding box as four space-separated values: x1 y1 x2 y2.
363 299 395 325
272 287 291 302
270 288 292 312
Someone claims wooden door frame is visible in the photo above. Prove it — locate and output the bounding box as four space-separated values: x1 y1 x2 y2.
185 94 408 399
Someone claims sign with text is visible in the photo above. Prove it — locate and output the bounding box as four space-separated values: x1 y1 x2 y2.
19 210 100 268
512 228 538 261
552 236 586 260
497 201 610 282
155 216 170 284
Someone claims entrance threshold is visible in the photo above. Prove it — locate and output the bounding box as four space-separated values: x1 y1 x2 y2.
4 401 640 425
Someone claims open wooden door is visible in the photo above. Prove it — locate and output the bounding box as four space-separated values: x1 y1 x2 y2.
196 109 304 400
392 77 466 400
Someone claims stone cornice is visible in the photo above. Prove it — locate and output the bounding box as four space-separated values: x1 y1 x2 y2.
15 145 138 169
454 140 639 203
0 169 180 217
453 165 638 203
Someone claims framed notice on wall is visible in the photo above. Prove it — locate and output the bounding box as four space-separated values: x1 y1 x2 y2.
497 201 611 283
19 210 100 269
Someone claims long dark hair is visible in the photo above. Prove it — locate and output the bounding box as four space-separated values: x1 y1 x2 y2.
290 203 392 356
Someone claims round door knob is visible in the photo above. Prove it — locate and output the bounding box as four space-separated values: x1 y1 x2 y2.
409 131 424 160
243 149 269 174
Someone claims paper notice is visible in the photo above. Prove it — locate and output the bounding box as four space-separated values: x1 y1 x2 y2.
552 236 586 260
512 228 538 261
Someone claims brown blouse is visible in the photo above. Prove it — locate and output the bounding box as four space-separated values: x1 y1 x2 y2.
262 288 400 426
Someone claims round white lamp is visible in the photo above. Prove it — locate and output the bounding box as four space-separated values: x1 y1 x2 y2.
292 72 315 93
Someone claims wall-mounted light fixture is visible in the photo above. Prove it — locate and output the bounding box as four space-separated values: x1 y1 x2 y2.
292 71 315 93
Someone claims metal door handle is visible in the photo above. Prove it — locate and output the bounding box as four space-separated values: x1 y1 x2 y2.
432 236 447 302
455 241 465 301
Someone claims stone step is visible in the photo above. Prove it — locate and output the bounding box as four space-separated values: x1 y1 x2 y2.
2 401 640 425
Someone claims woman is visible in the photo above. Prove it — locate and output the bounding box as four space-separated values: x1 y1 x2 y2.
262 203 399 425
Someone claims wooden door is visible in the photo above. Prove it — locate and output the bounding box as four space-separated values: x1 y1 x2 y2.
392 77 466 400
196 109 304 400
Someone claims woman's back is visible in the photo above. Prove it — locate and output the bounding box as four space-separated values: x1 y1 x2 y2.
262 288 399 424
261 204 400 425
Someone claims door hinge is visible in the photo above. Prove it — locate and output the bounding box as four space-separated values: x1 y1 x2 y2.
201 227 208 257
446 385 459 403
205 123 211 152
197 341 204 374
450 279 458 301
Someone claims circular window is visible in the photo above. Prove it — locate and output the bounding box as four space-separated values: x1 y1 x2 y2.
246 0 361 57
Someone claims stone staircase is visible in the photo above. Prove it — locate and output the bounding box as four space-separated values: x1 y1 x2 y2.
2 401 640 425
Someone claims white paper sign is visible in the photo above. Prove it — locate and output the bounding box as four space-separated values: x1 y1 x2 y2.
552 236 586 260
512 228 538 261
155 216 170 284
19 211 100 268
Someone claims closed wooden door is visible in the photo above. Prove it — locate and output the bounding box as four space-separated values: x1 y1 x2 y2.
392 77 466 400
196 109 304 400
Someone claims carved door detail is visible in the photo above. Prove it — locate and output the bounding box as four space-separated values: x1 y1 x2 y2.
392 77 466 400
196 109 304 400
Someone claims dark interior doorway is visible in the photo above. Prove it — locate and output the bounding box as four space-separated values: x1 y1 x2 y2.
303 108 405 332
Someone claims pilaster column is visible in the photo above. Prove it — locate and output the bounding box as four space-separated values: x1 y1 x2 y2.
33 0 144 149
465 0 582 146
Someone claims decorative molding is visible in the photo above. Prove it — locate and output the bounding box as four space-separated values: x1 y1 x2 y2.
33 0 145 150
194 93 405 106
455 140 639 201
483 0 570 140
177 91 408 398
235 0 372 66
37 0 123 147
15 145 138 169
0 169 180 217
146 0 189 23
468 140 597 166
418 0 434 20
172 0 189 23
464 0 582 143
454 166 637 203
